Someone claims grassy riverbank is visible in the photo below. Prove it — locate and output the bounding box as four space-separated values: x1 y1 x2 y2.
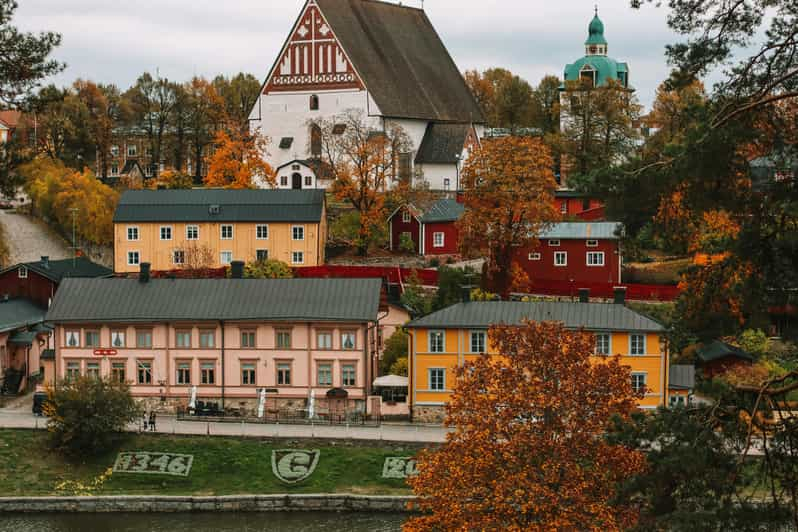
0 429 417 496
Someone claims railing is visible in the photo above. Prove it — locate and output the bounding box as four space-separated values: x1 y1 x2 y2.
176 407 379 427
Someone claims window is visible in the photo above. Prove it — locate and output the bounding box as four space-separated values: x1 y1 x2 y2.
127 251 140 266
256 249 269 262
86 361 100 379
65 330 80 348
342 364 356 386
176 362 191 385
670 395 686 407
586 252 605 266
157 226 171 241
137 361 152 385
241 362 256 385
84 330 100 348
595 333 611 355
111 164 119 176
199 330 215 348
173 249 185 265
66 361 81 381
317 363 332 386
201 362 215 384
429 331 445 353
554 251 567 267
111 330 126 348
433 232 445 248
631 373 647 393
186 225 199 240
341 331 356 350
277 363 291 385
220 251 233 265
175 330 191 348
111 362 126 383
221 225 233 240
276 330 291 349
241 330 256 348
292 225 305 240
292 251 304 265
256 224 269 240
317 331 332 349
398 152 412 182
630 334 646 355
127 144 137 157
443 178 451 190
309 94 319 111
560 201 567 214
110 145 119 156
402 210 411 223
310 123 322 156
127 226 139 241
586 239 598 247
528 253 541 261
332 123 346 135
17 266 27 279
548 240 561 247
136 330 153 348
280 175 288 187
429 368 445 391
470 331 486 353
304 175 312 187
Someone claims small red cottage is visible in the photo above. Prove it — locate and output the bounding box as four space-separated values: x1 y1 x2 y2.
388 198 464 256
554 190 604 220
518 222 623 285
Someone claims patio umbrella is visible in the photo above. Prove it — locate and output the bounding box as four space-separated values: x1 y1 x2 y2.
257 387 266 418
189 386 197 409
308 389 315 420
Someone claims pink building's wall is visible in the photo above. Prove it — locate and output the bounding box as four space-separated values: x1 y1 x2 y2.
0 329 51 393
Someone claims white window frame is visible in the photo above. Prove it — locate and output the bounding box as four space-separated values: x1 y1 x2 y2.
127 144 137 157
595 333 611 355
586 252 605 266
127 251 140 266
528 253 541 261
256 224 269 240
342 364 356 387
548 239 560 247
429 368 446 391
220 225 234 240
292 225 305 241
554 251 567 267
17 266 27 279
470 331 486 354
110 145 119 156
586 239 599 247
630 334 646 355
292 251 304 265
256 249 269 262
110 164 119 176
433 232 445 248
402 210 411 223
220 251 233 265
127 226 139 241
631 372 647 394
560 201 567 214
428 330 445 353
173 249 185 265
186 225 199 240
160 226 173 241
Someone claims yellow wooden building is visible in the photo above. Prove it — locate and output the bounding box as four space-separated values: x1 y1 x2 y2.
405 297 669 422
113 189 327 274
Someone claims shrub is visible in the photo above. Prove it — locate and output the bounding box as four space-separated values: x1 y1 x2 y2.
398 232 416 254
389 357 408 377
246 259 293 279
738 329 770 358
381 329 408 375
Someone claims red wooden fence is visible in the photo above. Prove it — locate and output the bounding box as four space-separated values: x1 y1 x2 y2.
293 265 439 286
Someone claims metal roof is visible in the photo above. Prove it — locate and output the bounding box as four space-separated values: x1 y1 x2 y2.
538 222 623 240
113 189 325 223
415 123 471 165
419 199 464 224
0 298 46 333
696 340 755 363
46 278 383 324
1 257 113 283
669 365 696 390
406 301 664 332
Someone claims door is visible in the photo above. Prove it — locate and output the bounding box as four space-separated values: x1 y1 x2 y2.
292 173 302 189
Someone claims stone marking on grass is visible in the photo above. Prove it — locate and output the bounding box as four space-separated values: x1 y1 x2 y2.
271 449 320 484
382 457 418 479
112 452 194 477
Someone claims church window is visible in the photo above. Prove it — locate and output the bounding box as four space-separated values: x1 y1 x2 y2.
309 94 319 111
579 66 596 87
398 152 412 182
310 124 322 157
332 123 346 135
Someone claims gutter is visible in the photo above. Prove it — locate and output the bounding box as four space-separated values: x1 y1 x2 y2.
220 320 225 411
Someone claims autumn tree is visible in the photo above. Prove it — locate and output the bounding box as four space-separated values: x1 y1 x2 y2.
458 136 559 295
464 68 536 131
186 77 225 183
318 110 411 255
407 321 646 531
125 72 177 178
204 129 275 189
74 80 123 179
213 73 261 136
531 74 561 135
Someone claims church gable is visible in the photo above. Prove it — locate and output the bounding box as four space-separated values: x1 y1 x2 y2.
264 0 364 94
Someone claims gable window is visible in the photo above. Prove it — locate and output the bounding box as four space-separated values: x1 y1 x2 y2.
528 253 541 261
429 331 445 353
548 240 560 247
554 251 567 267
586 252 605 266
136 329 153 348
175 330 191 348
221 225 233 240
186 225 199 240
630 334 646 355
595 333 611 355
342 364 356 387
176 362 191 385
220 251 233 265
341 331 357 350
470 331 486 353
201 362 215 384
173 250 185 265
127 251 140 266
317 331 332 349
277 362 292 385
433 232 445 248
111 330 126 348
199 329 215 348
292 251 304 265
241 362 256 385
111 362 126 383
65 330 80 348
127 226 139 241
256 249 269 262
17 266 27 279
256 224 269 240
292 225 305 240
317 363 333 386
309 94 319 111
402 210 411 223
276 330 291 349
586 239 598 247
429 368 445 391
137 360 152 384
631 373 647 394
240 330 256 348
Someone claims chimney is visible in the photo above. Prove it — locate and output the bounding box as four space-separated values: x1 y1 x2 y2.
139 262 151 283
578 288 590 303
613 286 627 305
231 260 245 279
41 256 50 269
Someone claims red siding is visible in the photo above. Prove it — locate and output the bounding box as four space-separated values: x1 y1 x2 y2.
554 197 604 217
0 268 55 309
517 238 621 285
389 207 420 253
423 221 459 256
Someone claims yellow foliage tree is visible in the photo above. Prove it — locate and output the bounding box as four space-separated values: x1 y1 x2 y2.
204 129 275 189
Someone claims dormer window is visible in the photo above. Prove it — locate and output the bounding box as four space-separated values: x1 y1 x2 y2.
309 94 319 111
579 65 596 87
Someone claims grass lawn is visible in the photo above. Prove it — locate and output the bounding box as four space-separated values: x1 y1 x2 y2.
0 429 417 496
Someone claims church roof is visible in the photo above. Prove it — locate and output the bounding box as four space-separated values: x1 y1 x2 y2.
315 0 484 123
564 55 630 87
586 14 607 45
415 123 471 164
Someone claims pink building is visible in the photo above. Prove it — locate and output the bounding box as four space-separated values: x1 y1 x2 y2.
45 269 386 418
0 298 51 395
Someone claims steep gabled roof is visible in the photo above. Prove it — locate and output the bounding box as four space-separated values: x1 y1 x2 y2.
315 0 484 123
415 123 471 164
1 257 112 283
418 198 464 224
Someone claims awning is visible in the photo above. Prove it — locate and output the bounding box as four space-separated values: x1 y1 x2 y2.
326 387 349 399
372 374 409 388
8 330 36 346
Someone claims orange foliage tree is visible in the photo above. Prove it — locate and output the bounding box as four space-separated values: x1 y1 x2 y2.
458 136 559 296
406 321 646 531
204 129 275 189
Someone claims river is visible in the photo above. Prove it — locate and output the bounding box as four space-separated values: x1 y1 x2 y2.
0 512 407 531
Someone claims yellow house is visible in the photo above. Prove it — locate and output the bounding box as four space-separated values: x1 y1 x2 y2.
405 299 669 423
113 189 327 274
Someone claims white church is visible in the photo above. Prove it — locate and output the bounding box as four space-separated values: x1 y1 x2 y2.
248 0 485 191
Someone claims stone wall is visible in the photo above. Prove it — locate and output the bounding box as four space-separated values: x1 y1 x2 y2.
0 494 416 513
411 405 446 424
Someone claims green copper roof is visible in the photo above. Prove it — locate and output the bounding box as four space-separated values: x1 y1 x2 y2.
564 56 630 88
586 14 607 45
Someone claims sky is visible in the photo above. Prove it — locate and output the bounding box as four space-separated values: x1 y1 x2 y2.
13 0 688 110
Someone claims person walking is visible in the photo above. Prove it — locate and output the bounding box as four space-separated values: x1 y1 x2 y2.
142 411 149 432
149 411 157 432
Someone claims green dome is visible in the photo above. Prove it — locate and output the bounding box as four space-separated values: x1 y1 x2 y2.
585 14 607 45
563 55 629 88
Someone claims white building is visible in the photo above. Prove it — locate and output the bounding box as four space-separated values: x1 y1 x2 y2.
248 0 485 191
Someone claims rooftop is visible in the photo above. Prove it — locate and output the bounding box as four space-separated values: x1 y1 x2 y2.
2 257 112 284
0 298 46 333
415 123 472 165
538 222 623 240
697 340 755 363
419 198 465 224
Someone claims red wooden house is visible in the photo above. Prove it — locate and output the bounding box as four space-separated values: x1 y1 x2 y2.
517 222 623 285
554 190 604 220
388 198 464 257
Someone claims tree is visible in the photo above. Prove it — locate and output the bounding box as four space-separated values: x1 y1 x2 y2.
235 259 293 279
74 80 122 179
181 242 215 272
400 272 434 318
213 73 261 136
389 357 407 377
406 321 646 530
44 376 140 457
464 68 536 131
204 129 275 189
532 75 561 135
458 136 559 295
146 169 193 190
186 77 225 183
126 72 177 178
0 0 63 106
380 329 408 375
319 110 411 255
169 81 190 173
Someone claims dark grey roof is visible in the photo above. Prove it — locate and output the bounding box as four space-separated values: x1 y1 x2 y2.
40 349 55 361
2 257 113 283
120 159 145 176
555 190 591 199
113 189 325 223
415 123 470 164
539 222 623 240
406 301 664 332
0 298 46 333
46 278 383 323
316 0 484 123
419 198 464 224
696 340 755 363
669 365 696 390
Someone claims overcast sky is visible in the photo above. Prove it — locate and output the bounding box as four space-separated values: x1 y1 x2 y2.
14 0 687 109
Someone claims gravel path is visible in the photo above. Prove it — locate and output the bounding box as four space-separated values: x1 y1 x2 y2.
0 210 71 265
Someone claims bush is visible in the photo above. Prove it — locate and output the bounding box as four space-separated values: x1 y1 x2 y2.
381 329 408 375
44 377 140 456
738 329 770 358
398 232 416 254
226 259 294 279
390 357 408 377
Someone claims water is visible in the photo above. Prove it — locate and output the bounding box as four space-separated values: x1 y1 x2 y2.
0 512 406 532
